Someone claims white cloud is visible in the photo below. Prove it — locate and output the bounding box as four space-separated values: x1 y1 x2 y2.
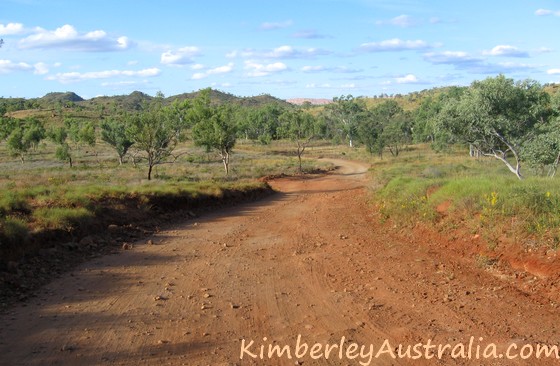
244 61 287 77
228 46 330 60
535 8 560 16
191 72 207 80
360 38 432 52
376 14 416 27
191 63 205 70
424 51 535 74
191 63 234 79
265 45 331 58
33 62 49 75
0 23 25 35
482 45 529 57
547 69 560 75
260 20 293 30
301 65 362 73
396 74 419 84
161 46 201 66
306 83 332 89
302 65 326 72
101 80 151 88
47 67 161 83
207 63 234 75
496 62 534 71
423 51 480 64
0 59 32 73
18 24 133 51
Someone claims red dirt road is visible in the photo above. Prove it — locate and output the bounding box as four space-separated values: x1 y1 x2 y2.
1 159 559 365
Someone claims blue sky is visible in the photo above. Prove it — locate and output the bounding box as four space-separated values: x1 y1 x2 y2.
1 0 559 100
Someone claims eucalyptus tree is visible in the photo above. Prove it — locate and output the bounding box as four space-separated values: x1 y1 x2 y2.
192 104 238 175
100 116 134 165
324 95 366 147
127 104 185 180
435 75 550 179
279 108 318 173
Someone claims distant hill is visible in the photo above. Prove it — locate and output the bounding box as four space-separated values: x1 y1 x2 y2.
40 92 84 104
89 91 153 111
169 90 292 108
287 98 332 106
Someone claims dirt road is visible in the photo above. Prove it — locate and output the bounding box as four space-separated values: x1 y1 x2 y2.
1 159 559 365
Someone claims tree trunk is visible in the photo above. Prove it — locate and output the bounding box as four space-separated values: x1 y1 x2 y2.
221 150 230 175
486 152 523 180
148 164 153 180
549 151 560 178
68 156 73 168
118 155 124 165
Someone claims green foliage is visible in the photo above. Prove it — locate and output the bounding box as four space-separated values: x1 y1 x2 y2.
371 147 560 247
32 207 94 231
48 126 73 167
100 117 134 164
127 102 185 180
5 118 45 162
0 192 30 217
323 95 366 147
278 108 318 172
434 75 551 179
0 117 17 140
192 102 238 175
238 103 286 144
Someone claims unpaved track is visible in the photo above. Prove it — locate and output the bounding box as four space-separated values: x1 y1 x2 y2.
1 159 559 365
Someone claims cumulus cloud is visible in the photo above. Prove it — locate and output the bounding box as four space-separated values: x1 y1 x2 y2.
161 46 201 66
227 46 330 60
191 63 234 80
547 69 560 75
101 80 151 88
265 45 331 58
260 20 293 30
18 24 133 51
535 8 560 16
396 74 420 84
482 45 529 57
360 38 432 52
0 23 25 35
424 50 535 74
376 15 417 27
0 59 32 73
0 59 51 76
301 65 362 73
244 61 287 77
46 67 161 83
33 62 49 75
423 51 481 64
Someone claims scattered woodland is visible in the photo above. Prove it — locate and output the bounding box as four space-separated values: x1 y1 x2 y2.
1 74 560 270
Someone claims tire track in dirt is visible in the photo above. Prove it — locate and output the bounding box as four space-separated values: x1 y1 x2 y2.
1 158 559 365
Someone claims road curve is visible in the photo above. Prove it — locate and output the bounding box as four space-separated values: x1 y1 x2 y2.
1 159 559 366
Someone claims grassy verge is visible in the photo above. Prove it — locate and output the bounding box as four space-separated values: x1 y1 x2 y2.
0 139 333 267
368 145 560 251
